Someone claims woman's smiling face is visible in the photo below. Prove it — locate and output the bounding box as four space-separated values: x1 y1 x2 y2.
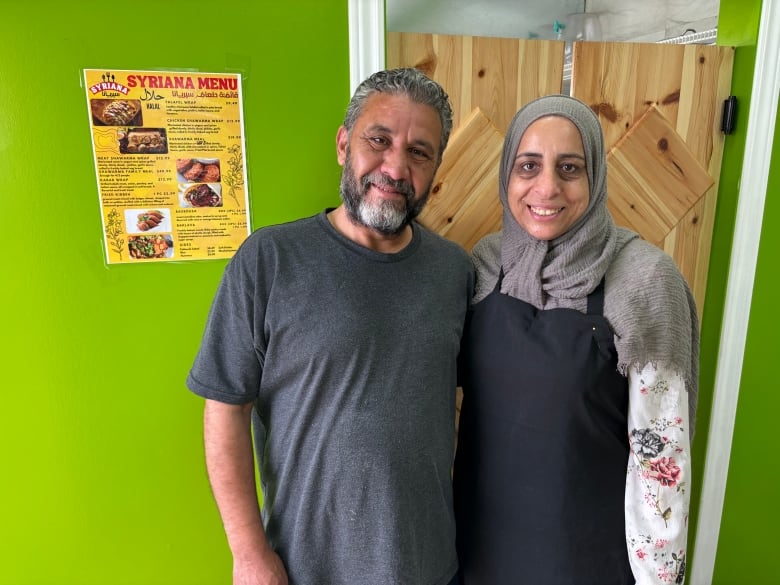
506 115 590 241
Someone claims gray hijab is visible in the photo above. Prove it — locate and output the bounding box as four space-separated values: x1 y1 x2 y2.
472 95 699 437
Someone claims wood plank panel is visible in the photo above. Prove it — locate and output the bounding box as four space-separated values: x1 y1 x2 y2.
388 33 565 133
607 106 713 245
572 42 687 149
471 36 520 133
571 42 641 149
572 42 734 313
434 35 470 129
386 32 434 76
515 39 565 110
418 108 504 251
672 46 734 313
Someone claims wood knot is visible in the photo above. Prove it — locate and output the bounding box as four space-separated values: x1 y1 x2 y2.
432 183 442 194
658 138 669 152
447 217 454 223
477 69 486 78
593 102 619 123
662 91 680 105
691 215 699 225
415 57 437 77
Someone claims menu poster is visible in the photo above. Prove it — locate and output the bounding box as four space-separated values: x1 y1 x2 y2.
84 68 251 264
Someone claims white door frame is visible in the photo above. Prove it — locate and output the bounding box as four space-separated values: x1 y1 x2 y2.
690 0 780 582
347 0 385 93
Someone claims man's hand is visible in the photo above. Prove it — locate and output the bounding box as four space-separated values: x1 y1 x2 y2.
233 547 288 585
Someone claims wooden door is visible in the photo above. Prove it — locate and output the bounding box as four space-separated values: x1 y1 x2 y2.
387 32 734 318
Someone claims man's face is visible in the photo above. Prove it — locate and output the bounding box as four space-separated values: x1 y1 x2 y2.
337 93 442 235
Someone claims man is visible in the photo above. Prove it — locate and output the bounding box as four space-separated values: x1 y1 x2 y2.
187 68 473 585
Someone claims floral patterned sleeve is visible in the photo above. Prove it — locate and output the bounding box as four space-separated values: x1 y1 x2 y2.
626 362 691 585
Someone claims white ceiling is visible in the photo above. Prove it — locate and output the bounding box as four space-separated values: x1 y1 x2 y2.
386 0 720 43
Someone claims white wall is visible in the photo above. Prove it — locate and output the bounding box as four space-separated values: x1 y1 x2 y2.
386 0 719 42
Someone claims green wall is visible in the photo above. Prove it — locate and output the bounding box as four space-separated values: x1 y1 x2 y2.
0 1 348 584
693 0 780 582
714 99 780 584
2 0 777 582
712 1 780 578
688 0 761 553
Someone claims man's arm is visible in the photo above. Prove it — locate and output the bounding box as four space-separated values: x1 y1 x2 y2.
204 399 288 585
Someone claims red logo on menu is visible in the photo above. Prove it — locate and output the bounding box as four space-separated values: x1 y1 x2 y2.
89 72 130 95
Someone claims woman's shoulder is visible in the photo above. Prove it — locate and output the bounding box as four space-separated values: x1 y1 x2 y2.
471 232 502 265
604 235 696 340
471 232 502 303
609 236 686 289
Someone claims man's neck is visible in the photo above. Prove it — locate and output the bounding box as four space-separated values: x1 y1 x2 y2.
327 206 412 253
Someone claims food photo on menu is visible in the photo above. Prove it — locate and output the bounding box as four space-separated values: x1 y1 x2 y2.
127 234 174 260
176 157 223 207
124 208 172 234
117 127 168 154
180 182 223 207
90 99 143 126
176 157 221 183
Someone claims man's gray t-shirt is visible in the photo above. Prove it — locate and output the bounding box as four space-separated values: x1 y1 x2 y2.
187 211 473 585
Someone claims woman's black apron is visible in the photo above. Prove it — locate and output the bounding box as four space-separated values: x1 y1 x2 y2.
453 272 633 584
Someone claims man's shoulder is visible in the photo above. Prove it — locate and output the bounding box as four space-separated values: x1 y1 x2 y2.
416 222 470 261
237 212 323 252
251 212 322 240
222 213 326 276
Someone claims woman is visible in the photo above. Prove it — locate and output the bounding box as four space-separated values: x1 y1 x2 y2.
453 95 698 585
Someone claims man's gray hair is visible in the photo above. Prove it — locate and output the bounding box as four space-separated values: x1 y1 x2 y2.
343 68 454 161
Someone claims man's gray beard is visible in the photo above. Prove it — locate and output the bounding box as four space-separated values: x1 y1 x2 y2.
339 153 431 236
